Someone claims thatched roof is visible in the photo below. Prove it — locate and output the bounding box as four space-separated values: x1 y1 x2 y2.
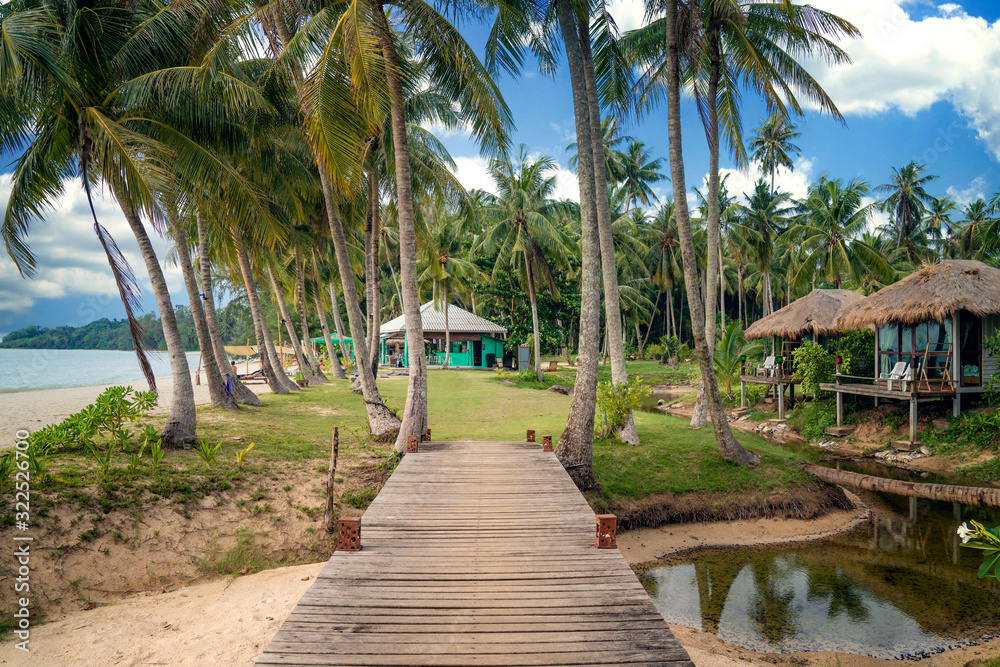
836 260 1000 329
745 289 866 340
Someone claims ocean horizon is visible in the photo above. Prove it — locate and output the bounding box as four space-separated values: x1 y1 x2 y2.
0 348 202 393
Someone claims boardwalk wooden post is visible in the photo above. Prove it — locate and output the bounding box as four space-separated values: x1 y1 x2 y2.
407 435 419 453
542 435 553 452
526 429 535 442
336 517 361 551
323 427 340 534
777 381 785 419
596 514 617 548
909 396 918 442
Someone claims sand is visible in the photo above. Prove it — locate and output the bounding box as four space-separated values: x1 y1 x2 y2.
1 373 272 448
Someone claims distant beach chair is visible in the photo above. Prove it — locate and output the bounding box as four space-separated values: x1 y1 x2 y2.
756 356 776 377
544 360 558 372
239 368 266 383
881 361 911 391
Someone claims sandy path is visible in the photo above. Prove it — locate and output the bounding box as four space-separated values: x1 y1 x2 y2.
1 373 272 448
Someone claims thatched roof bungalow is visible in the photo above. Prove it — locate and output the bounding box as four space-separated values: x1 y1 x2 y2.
746 288 866 341
834 259 1000 403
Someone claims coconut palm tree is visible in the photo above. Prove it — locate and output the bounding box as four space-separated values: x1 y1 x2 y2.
749 113 802 195
953 198 999 261
474 147 573 381
738 180 794 317
877 161 938 249
785 177 894 290
0 0 269 446
616 138 666 211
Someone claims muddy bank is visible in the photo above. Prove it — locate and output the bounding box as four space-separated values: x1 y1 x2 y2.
597 482 855 532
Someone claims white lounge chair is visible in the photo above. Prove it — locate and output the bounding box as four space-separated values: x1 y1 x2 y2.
756 356 776 377
881 361 911 391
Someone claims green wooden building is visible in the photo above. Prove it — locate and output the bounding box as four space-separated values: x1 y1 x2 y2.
379 302 507 369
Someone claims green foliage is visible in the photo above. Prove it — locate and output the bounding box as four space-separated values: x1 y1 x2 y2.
713 321 763 399
28 386 158 456
595 378 650 440
959 457 1000 483
0 309 202 351
985 332 1000 406
341 488 378 508
792 342 836 395
236 443 256 467
196 441 222 467
786 400 837 441
835 329 873 378
660 335 681 360
645 343 664 360
199 528 272 576
945 410 1000 450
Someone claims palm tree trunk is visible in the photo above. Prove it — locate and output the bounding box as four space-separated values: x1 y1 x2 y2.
111 186 195 447
692 28 723 430
663 0 758 467
642 289 661 352
312 250 346 380
197 213 261 406
577 14 638 444
268 265 315 385
261 312 299 392
233 234 292 394
327 280 353 367
442 287 451 369
524 251 543 382
318 170 400 440
367 167 382 377
374 1 427 453
554 0 600 490
296 249 327 383
167 207 237 410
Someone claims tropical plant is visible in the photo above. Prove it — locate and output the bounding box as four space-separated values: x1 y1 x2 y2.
877 161 937 249
713 321 763 399
595 378 650 440
749 113 802 195
957 521 1000 582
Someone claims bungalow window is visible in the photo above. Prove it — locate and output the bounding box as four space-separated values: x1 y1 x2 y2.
877 321 951 380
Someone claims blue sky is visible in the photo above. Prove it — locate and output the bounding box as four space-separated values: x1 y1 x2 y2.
1 0 999 335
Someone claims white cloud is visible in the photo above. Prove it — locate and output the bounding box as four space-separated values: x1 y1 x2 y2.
715 157 816 202
605 0 648 33
0 174 186 315
804 1 1000 159
449 154 582 203
946 175 988 207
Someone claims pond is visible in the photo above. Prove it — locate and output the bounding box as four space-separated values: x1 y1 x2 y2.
638 494 1000 659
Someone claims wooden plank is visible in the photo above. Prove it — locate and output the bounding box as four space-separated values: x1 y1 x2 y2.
255 440 693 666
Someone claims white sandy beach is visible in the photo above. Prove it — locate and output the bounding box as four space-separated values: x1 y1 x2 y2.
0 371 272 447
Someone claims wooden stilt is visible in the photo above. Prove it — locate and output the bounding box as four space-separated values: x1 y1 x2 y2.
910 396 918 442
778 382 785 420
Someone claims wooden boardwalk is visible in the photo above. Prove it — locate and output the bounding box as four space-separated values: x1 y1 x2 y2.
257 440 693 666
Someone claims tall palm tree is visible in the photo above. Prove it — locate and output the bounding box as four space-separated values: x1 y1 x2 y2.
926 195 958 256
632 0 759 466
877 161 937 249
418 200 481 369
785 177 893 290
738 180 793 317
475 147 572 381
749 113 802 195
953 198 999 260
617 138 665 210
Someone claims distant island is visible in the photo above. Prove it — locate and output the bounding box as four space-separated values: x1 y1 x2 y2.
1 309 200 351
1 302 269 351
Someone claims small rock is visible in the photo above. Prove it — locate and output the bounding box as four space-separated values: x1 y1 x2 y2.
919 446 931 456
656 399 665 407
547 385 571 395
874 450 890 459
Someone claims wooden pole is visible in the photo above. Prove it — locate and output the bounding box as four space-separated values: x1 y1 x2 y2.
740 379 746 410
802 463 1000 507
323 427 340 534
909 396 918 442
778 382 785 420
836 390 843 428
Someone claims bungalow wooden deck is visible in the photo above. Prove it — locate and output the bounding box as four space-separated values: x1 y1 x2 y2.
256 440 693 666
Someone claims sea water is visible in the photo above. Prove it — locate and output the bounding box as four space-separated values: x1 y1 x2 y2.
0 348 202 393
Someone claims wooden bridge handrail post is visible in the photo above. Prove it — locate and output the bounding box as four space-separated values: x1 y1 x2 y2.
542 435 553 452
596 514 617 548
407 436 419 453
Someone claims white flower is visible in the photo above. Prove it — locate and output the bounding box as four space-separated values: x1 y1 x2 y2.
957 522 975 544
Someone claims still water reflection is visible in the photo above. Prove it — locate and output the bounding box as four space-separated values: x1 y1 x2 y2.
639 495 1000 659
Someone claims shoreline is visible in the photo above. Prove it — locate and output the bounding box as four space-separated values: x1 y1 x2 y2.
0 373 271 448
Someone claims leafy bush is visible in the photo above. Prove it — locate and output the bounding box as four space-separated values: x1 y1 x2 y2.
792 342 836 395
645 343 664 360
986 332 1000 406
834 329 873 379
713 321 763 399
945 410 1000 449
786 400 837 441
595 378 649 440
28 386 158 456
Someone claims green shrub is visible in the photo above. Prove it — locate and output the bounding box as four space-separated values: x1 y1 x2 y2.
645 343 664 360
792 342 836 395
595 378 649 440
786 400 837 441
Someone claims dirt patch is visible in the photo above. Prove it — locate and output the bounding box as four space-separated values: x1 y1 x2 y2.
0 457 383 627
599 483 854 532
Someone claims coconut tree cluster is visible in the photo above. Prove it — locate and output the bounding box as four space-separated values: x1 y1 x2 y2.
6 0 996 488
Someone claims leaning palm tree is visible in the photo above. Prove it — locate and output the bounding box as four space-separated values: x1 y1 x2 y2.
1 0 268 446
475 147 572 381
749 112 802 195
